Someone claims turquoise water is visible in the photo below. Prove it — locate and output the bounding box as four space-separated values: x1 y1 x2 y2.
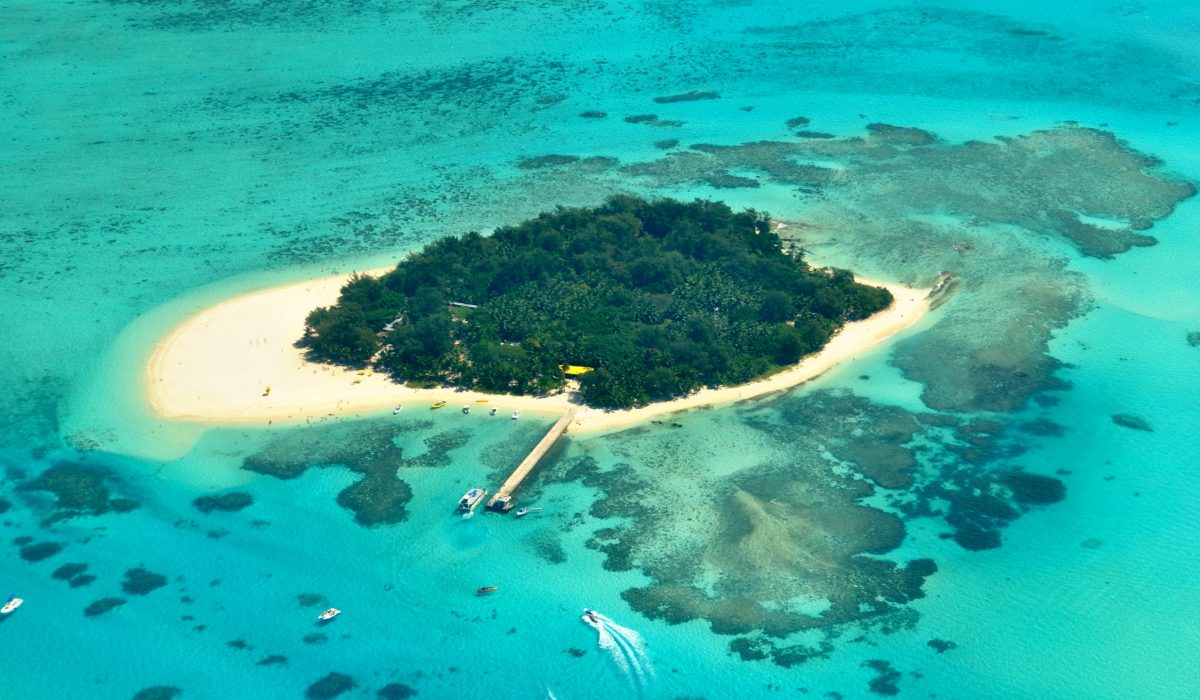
3 1 1199 698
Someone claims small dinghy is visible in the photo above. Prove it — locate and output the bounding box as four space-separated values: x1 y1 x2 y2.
317 608 341 622
476 586 499 596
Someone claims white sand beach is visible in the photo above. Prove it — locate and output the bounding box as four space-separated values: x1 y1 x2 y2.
146 270 933 432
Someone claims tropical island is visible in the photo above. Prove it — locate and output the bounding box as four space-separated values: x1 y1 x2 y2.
300 196 894 409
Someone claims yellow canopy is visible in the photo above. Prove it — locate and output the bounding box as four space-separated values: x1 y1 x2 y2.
559 364 594 376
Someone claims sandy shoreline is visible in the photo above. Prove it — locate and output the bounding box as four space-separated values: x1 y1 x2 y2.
146 270 933 433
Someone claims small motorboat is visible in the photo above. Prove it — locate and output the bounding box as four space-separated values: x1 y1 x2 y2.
476 586 499 596
515 507 544 518
490 407 498 416
511 410 522 420
317 608 341 622
431 400 447 409
2 597 23 615
392 405 403 414
462 405 471 414
581 607 600 626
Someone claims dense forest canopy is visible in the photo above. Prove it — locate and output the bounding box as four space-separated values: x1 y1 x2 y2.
300 196 893 408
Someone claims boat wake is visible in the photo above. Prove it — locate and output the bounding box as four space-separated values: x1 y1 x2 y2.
582 609 653 692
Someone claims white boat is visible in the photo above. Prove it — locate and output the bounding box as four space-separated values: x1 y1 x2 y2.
462 405 471 414
457 487 488 514
515 507 543 517
317 608 340 621
511 410 522 420
1 597 23 615
490 407 498 416
392 405 403 414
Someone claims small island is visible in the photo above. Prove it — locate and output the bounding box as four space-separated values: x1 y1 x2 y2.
301 196 893 409
145 199 931 431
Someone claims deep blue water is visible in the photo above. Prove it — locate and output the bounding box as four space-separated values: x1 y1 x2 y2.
2 1 1198 698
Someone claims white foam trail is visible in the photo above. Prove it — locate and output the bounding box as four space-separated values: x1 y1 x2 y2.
596 612 654 679
594 623 632 676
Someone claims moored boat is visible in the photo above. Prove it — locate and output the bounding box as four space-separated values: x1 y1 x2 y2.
392 405 403 414
462 404 471 414
317 608 340 622
511 410 522 420
515 507 543 517
2 597 23 615
431 400 447 409
457 487 488 514
476 586 498 595
490 407 498 416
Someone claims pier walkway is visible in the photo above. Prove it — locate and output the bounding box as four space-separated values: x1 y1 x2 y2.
487 408 576 511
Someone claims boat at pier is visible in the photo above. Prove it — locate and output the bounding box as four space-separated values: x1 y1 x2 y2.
457 487 488 514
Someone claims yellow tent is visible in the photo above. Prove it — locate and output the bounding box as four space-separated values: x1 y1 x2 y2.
558 364 594 376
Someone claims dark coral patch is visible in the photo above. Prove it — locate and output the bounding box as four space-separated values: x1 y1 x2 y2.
17 462 136 521
243 423 418 525
376 684 417 699
131 687 182 700
1112 414 1153 431
927 638 958 653
19 541 63 562
785 116 811 128
305 672 356 699
122 568 168 595
624 114 684 127
193 492 253 513
579 392 938 654
1000 471 1066 505
84 597 126 617
865 123 937 145
864 659 901 695
52 562 88 580
257 655 288 666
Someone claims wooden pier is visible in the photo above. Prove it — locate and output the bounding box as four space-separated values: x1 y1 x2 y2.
487 408 576 511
